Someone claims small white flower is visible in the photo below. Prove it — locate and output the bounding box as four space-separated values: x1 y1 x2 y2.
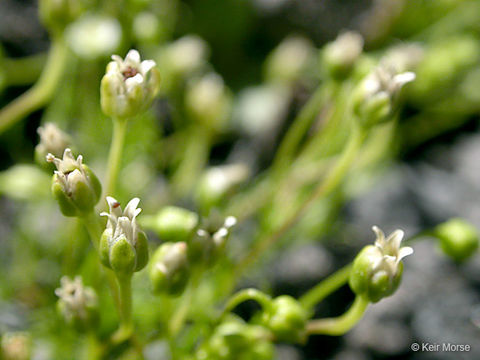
324 31 364 69
167 35 209 74
101 49 160 118
371 226 413 276
55 276 97 321
47 148 87 194
363 65 416 100
36 122 71 158
101 196 142 247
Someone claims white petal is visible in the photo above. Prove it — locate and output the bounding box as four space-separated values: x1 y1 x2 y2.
386 229 404 251
125 49 141 65
372 225 386 248
125 73 144 89
393 72 415 87
224 216 237 229
123 197 140 218
140 60 156 75
397 246 414 262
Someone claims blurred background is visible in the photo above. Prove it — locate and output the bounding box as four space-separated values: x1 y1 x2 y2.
1 0 480 359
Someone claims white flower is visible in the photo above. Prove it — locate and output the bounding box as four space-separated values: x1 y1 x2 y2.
36 122 71 158
101 196 142 247
55 276 97 321
363 66 416 100
167 35 209 74
371 226 413 276
47 148 89 197
101 49 160 118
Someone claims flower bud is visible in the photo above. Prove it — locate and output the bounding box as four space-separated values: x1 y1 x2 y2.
352 66 415 128
196 164 250 214
166 35 209 76
101 49 160 119
39 0 85 33
185 73 232 131
349 226 413 303
197 316 274 360
1 332 31 360
264 36 314 84
260 296 308 344
149 242 189 296
35 123 72 166
100 197 149 276
323 31 364 80
55 276 99 332
144 206 199 243
47 148 102 217
435 218 479 262
188 215 237 266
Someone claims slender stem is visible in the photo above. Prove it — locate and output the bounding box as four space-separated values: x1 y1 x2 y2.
3 53 47 86
81 211 120 310
105 118 128 197
236 125 367 274
221 288 272 320
306 296 369 336
271 85 330 177
112 275 133 343
300 264 352 310
0 39 68 134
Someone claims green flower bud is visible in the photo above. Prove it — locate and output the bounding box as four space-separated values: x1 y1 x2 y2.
188 215 237 266
39 0 85 34
101 50 160 119
55 276 99 332
47 149 102 217
197 317 274 360
185 73 232 131
1 332 31 360
149 242 189 296
100 197 149 276
260 296 308 344
323 31 364 80
349 226 413 303
35 123 72 166
146 206 199 243
196 164 250 214
435 218 479 262
352 66 415 128
264 36 314 84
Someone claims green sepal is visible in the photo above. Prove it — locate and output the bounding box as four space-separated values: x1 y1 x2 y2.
109 236 136 277
154 206 199 243
51 175 77 217
70 174 97 214
99 230 112 269
134 230 149 272
82 165 102 203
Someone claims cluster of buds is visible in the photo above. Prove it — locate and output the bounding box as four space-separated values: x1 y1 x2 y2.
100 197 149 277
349 226 413 303
258 295 308 344
434 218 479 262
101 49 161 119
35 123 72 165
55 276 99 332
47 148 101 217
323 31 364 80
196 316 274 360
352 65 415 128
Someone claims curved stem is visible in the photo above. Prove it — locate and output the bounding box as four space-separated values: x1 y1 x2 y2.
306 296 369 336
300 264 352 310
4 52 47 86
105 118 128 198
236 124 367 274
271 85 331 177
221 288 272 320
0 39 68 134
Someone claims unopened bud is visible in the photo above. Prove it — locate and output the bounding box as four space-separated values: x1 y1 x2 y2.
435 218 479 262
323 31 364 80
144 206 199 243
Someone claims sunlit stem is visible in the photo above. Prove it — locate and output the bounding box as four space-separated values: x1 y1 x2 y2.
105 118 128 198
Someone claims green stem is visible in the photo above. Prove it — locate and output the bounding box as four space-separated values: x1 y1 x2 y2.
236 124 367 274
300 264 352 310
306 295 369 336
3 53 47 86
271 85 330 177
112 275 133 343
81 211 120 310
105 118 128 197
221 288 272 320
0 39 68 134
